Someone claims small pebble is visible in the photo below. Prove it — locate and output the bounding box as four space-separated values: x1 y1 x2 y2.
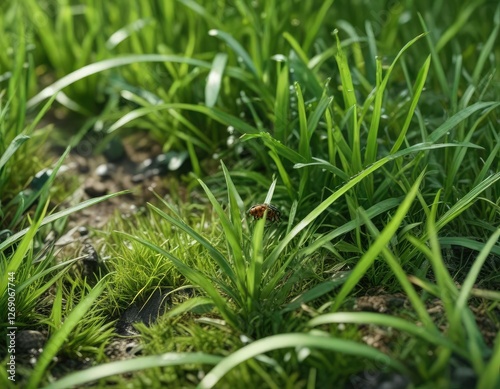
84 180 108 197
78 226 89 236
95 163 115 178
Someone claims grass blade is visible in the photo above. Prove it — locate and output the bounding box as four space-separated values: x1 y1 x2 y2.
0 191 128 252
198 333 410 388
208 29 258 77
308 312 464 356
205 53 228 107
0 134 29 170
331 171 425 311
43 352 222 389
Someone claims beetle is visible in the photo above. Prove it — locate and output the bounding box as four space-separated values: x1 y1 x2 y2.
248 203 281 223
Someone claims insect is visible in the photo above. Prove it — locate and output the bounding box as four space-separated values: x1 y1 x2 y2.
248 203 281 223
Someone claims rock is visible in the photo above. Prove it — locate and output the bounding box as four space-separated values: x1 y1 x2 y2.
84 180 108 197
17 330 46 355
104 137 126 162
95 163 116 178
78 226 89 236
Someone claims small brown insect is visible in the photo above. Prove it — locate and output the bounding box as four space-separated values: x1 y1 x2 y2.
248 203 281 222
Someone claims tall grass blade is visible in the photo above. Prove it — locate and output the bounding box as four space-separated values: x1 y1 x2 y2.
0 134 29 170
205 53 228 107
331 171 425 311
208 29 258 77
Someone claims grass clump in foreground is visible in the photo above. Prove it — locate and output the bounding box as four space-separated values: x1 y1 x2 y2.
1 1 500 388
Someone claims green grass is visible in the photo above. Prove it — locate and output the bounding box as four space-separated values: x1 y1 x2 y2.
1 1 499 388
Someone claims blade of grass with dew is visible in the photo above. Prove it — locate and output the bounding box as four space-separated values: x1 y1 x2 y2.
390 55 431 154
295 82 311 162
273 60 289 143
0 134 29 170
330 170 425 311
283 32 309 65
365 33 426 163
27 55 212 108
208 29 259 77
307 94 333 139
42 352 222 389
294 158 350 181
26 280 106 389
107 102 260 135
197 333 410 389
205 53 228 107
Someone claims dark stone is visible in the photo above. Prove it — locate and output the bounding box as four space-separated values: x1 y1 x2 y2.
84 180 108 197
17 330 46 355
115 289 171 336
78 226 89 236
347 371 411 389
104 137 126 162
